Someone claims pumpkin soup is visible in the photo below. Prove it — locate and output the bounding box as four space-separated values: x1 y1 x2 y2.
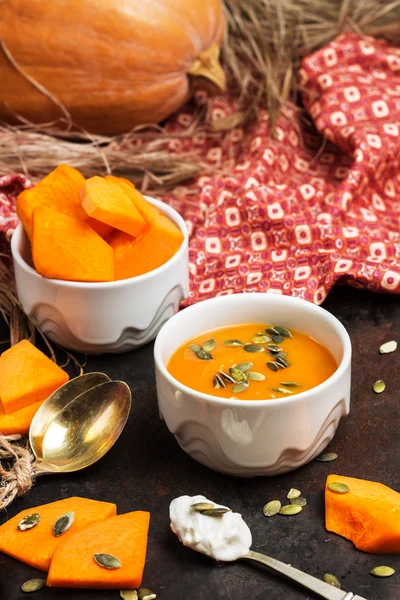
167 324 337 400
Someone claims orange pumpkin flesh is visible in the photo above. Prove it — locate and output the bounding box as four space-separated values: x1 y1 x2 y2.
47 511 150 589
325 474 400 553
0 497 117 572
0 398 44 434
0 340 69 414
105 176 163 224
0 1 226 134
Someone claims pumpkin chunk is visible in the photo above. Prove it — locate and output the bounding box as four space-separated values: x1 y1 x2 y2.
110 211 184 280
32 207 114 282
105 176 162 224
0 497 116 572
325 474 400 554
81 176 147 238
0 340 69 414
47 511 150 589
0 398 44 434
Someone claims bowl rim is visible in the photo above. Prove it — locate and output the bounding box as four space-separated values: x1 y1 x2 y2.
154 292 352 408
11 196 188 289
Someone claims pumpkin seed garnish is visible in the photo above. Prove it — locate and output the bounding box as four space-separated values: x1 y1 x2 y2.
280 381 300 387
201 507 231 517
195 349 213 360
279 504 303 516
370 566 395 578
232 381 249 393
120 591 139 600
379 340 397 354
191 501 215 512
267 361 280 372
222 339 244 348
244 344 264 353
263 500 281 517
287 488 301 500
323 573 341 588
21 579 46 593
229 366 246 382
328 482 350 494
218 370 237 384
272 335 285 344
276 355 290 368
213 374 226 389
373 380 385 394
189 343 201 353
316 451 338 462
276 387 293 394
252 335 270 344
138 588 157 600
247 371 266 381
53 511 75 537
236 362 253 372
18 513 40 531
93 553 122 569
267 344 283 353
266 327 279 336
274 326 292 338
202 338 216 352
290 496 307 507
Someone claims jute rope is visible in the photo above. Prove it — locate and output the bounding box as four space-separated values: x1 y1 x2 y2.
0 435 34 510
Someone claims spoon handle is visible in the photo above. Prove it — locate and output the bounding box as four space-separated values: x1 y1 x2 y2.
243 551 368 600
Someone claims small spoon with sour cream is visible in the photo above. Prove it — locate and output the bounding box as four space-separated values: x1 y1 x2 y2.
170 495 368 600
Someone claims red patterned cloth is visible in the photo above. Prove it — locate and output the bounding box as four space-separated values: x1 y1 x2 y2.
1 33 399 304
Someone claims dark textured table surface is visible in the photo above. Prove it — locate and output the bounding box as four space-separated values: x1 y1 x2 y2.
0 286 399 600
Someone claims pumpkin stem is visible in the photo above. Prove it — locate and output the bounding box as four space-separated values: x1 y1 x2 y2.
187 43 226 93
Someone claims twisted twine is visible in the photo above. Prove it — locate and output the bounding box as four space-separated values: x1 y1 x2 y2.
0 435 35 510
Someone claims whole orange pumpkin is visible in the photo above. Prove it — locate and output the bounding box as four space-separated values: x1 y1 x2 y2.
0 0 226 134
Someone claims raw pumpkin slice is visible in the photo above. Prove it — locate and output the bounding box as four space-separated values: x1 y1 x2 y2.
0 497 117 572
0 340 69 414
105 176 162 224
0 398 44 434
81 176 147 238
325 474 400 553
32 207 114 282
47 511 150 589
110 212 184 280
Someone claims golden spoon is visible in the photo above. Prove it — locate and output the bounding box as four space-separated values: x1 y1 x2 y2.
29 373 131 476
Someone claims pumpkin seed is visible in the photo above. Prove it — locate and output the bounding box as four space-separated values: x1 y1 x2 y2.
191 502 215 512
229 367 246 382
213 375 221 389
244 344 264 353
18 513 40 531
280 381 300 387
252 335 270 344
195 349 213 360
379 340 397 354
213 374 226 389
201 507 231 516
272 335 284 344
138 588 157 600
287 488 301 500
328 482 350 494
373 380 385 393
274 326 292 338
279 505 303 516
267 344 283 353
267 361 280 372
190 344 201 353
323 573 341 588
263 500 281 517
236 362 253 372
202 338 216 352
370 566 395 578
276 355 290 368
266 327 279 336
290 496 307 507
94 553 122 569
316 452 338 462
222 339 244 347
232 381 249 393
247 371 266 381
21 579 46 593
53 511 75 537
218 370 237 384
120 591 139 600
277 387 293 394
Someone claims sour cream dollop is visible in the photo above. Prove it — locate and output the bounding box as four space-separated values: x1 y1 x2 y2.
169 495 252 561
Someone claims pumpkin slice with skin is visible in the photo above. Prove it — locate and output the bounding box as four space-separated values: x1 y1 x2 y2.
0 497 117 572
81 177 147 238
32 207 114 282
105 176 162 224
0 340 69 414
0 398 44 434
47 511 150 589
325 474 400 553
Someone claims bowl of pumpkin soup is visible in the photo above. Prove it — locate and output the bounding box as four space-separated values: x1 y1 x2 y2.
154 293 351 476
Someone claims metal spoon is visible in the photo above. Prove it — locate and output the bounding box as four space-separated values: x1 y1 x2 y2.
29 374 131 476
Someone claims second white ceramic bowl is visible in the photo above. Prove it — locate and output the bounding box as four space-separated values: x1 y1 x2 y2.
11 197 189 354
154 293 351 477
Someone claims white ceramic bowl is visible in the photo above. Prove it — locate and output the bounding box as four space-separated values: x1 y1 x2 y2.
154 293 351 477
11 197 189 354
